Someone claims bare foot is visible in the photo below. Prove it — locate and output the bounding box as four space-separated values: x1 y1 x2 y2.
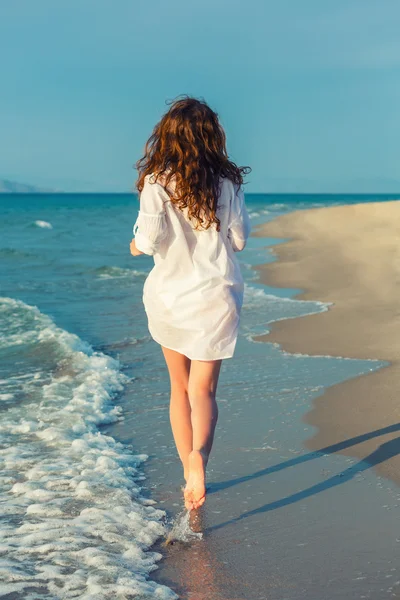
184 450 206 511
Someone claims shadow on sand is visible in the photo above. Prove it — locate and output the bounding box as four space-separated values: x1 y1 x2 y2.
208 423 400 531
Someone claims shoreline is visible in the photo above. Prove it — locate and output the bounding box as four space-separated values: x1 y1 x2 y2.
252 200 400 485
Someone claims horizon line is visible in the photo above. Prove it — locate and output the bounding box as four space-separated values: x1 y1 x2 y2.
1 191 400 197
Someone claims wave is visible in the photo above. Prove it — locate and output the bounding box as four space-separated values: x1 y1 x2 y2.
94 266 147 280
243 283 331 316
0 297 176 600
242 285 383 361
248 209 270 218
33 220 53 229
0 248 36 259
242 283 330 341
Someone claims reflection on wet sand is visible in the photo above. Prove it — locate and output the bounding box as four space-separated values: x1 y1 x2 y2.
159 508 250 600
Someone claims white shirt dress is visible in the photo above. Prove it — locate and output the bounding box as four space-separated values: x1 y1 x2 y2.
133 173 251 360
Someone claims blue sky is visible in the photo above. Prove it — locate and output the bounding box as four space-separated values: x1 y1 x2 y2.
1 0 399 192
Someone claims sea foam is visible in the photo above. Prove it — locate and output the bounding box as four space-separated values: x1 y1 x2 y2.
243 283 331 323
33 220 53 229
94 265 147 280
0 297 176 599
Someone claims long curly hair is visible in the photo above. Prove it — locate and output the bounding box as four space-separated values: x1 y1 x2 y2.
135 95 251 231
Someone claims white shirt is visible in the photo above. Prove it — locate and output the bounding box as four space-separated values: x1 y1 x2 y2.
133 173 251 360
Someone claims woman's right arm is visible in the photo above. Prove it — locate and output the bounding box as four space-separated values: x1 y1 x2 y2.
132 175 168 256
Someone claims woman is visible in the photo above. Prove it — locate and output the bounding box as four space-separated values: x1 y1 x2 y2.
130 95 251 511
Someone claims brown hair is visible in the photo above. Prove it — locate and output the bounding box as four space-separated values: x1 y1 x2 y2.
135 95 251 231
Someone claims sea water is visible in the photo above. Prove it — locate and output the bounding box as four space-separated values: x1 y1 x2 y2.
0 193 397 599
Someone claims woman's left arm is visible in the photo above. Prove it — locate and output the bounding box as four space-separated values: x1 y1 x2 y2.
130 238 144 256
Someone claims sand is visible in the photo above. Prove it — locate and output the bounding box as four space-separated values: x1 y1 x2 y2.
252 200 400 484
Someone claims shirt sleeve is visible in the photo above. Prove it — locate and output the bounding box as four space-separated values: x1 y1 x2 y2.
227 184 251 252
133 175 168 256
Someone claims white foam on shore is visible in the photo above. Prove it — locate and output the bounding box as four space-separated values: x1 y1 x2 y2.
243 283 330 320
242 284 383 363
242 283 330 351
0 297 177 600
248 209 270 218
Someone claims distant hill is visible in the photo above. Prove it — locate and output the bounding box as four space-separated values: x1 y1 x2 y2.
0 179 58 193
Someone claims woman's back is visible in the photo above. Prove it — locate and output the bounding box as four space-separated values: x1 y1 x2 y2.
133 172 251 360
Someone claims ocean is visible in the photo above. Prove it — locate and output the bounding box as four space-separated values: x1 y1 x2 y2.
1 193 399 599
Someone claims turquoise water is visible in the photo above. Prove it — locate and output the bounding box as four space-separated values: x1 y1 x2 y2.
0 193 397 599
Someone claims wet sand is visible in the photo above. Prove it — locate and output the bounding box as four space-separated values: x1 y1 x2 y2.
252 200 400 484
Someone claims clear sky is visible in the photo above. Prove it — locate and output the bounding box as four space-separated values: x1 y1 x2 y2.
1 0 399 193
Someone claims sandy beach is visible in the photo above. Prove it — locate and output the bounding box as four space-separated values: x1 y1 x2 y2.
252 200 400 484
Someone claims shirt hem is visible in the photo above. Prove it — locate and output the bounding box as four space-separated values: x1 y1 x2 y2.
149 333 234 361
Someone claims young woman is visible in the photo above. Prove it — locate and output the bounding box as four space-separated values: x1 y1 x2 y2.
130 96 251 511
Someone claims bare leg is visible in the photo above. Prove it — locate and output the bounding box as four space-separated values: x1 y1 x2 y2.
161 347 192 480
185 359 222 510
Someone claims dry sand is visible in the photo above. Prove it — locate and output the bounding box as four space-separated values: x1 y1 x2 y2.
252 200 400 484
